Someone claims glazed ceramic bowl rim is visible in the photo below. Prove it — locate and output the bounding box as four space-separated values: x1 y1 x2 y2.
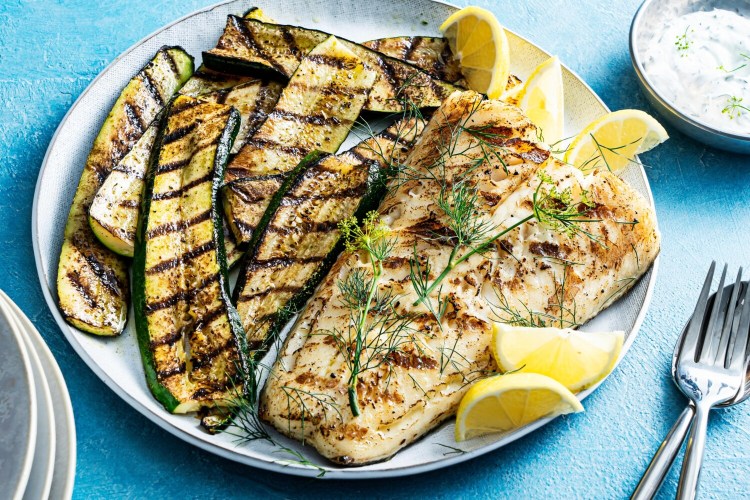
629 0 750 142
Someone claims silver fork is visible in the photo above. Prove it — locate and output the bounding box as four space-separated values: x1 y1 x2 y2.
674 263 750 500
631 279 750 500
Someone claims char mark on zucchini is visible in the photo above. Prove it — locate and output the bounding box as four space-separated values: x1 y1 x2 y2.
57 46 194 336
133 95 249 413
232 117 426 358
361 36 463 84
221 35 377 245
202 16 460 113
89 76 282 259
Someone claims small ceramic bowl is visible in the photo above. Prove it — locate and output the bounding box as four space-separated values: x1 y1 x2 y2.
630 0 750 154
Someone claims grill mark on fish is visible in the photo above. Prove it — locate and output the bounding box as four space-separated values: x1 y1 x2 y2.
268 109 352 127
146 241 215 275
152 173 212 201
529 241 565 260
146 209 211 239
162 123 197 144
279 183 368 206
386 350 438 370
233 16 288 75
156 158 191 175
140 72 164 106
237 284 305 303
65 271 98 309
157 363 186 379
145 274 220 315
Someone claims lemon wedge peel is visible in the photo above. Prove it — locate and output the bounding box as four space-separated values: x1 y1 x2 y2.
492 323 625 392
564 109 668 173
514 56 565 145
440 6 510 99
455 372 583 442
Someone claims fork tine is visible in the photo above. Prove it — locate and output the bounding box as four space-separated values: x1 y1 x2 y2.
729 278 750 372
699 264 728 363
706 268 741 364
680 262 717 363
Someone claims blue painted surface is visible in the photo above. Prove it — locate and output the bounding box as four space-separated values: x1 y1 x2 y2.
0 0 748 498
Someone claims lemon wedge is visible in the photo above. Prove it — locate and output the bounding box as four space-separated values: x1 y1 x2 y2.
563 109 668 173
455 372 583 441
514 56 564 144
440 6 510 99
492 323 624 392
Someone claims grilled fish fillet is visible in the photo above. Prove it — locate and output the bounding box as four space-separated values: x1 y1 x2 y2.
259 91 660 465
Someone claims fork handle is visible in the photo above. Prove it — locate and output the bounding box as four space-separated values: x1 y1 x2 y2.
631 405 694 500
676 404 711 500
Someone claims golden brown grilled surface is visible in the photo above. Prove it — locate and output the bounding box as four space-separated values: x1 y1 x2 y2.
204 16 458 113
362 36 463 84
222 36 376 244
259 91 660 465
234 117 426 354
58 47 192 335
140 96 242 412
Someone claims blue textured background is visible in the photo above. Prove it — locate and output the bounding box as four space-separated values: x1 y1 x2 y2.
1 0 749 498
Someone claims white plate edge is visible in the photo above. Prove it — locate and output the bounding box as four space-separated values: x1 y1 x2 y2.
29 0 661 479
0 291 77 500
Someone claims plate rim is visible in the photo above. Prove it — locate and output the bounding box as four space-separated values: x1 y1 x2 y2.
0 296 38 496
31 0 660 479
1 298 57 500
0 291 76 499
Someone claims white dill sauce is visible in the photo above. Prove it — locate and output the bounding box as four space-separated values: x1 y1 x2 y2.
642 9 750 136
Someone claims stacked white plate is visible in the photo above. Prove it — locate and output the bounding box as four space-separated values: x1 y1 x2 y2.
0 290 76 499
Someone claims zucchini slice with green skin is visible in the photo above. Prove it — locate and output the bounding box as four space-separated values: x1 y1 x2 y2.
133 95 248 413
203 16 459 113
222 35 376 244
89 78 283 259
362 36 463 84
178 66 257 96
57 46 194 336
233 117 426 357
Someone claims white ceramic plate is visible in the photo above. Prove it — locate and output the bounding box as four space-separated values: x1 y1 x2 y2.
32 0 659 478
0 295 37 497
0 292 76 500
0 297 56 500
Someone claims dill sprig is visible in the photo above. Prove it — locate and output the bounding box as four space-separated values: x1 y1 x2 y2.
411 169 601 310
717 53 749 73
674 26 693 56
328 212 418 416
491 263 581 329
722 96 750 119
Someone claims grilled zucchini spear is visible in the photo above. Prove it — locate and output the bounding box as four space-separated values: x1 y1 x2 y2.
222 35 376 244
362 36 463 84
203 16 458 112
133 95 248 413
57 46 193 336
89 78 282 258
233 117 425 356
